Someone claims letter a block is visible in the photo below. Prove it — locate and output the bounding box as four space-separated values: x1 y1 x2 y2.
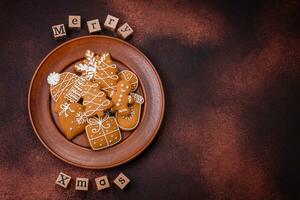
55 172 71 188
68 15 81 29
95 175 110 191
117 23 133 40
113 172 130 190
75 177 89 191
87 19 101 34
104 14 119 31
52 24 67 40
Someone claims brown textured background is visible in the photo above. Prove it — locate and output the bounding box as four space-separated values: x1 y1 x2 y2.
0 0 299 199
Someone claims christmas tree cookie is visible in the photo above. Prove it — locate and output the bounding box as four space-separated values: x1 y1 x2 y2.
94 52 119 91
81 80 113 117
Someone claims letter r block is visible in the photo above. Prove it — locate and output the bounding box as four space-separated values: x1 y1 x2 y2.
75 177 89 191
52 24 67 40
55 172 71 188
87 19 101 34
104 14 119 31
95 175 110 191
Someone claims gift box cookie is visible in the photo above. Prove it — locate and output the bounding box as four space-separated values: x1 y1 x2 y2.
85 114 122 150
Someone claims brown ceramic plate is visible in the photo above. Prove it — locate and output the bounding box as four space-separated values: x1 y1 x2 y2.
28 35 165 169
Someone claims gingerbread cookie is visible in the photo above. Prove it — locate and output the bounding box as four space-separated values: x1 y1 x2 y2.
57 101 87 140
118 70 139 92
85 114 122 150
94 52 119 91
81 80 113 117
108 80 133 116
116 93 144 131
47 72 85 112
74 50 119 91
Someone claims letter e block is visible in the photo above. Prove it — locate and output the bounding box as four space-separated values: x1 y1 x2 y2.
55 172 71 188
104 14 119 31
95 175 110 191
113 172 130 190
117 23 133 40
68 15 81 29
87 19 101 34
75 177 89 191
52 24 67 40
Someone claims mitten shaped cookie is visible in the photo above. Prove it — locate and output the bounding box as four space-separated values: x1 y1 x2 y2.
116 93 144 131
85 114 122 150
57 101 87 140
108 80 133 116
118 70 139 92
81 80 113 117
47 72 85 112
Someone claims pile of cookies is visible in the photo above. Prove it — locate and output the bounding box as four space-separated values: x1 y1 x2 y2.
47 50 144 150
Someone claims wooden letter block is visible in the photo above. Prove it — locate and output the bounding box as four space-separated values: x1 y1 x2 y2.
95 175 110 191
87 19 101 34
52 24 66 39
55 172 71 188
75 177 89 191
117 23 133 40
113 172 130 190
104 14 119 31
68 15 81 29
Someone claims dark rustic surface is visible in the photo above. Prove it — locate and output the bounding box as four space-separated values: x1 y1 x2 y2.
0 0 299 199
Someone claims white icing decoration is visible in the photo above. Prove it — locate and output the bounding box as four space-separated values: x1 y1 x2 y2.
47 72 60 86
74 63 96 80
131 93 144 104
75 112 87 124
59 103 75 117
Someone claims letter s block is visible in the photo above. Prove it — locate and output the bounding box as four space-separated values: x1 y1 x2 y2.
113 172 130 190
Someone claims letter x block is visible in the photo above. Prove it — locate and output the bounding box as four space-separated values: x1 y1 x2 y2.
95 175 110 191
52 24 67 40
75 177 89 191
113 172 130 190
55 172 71 188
